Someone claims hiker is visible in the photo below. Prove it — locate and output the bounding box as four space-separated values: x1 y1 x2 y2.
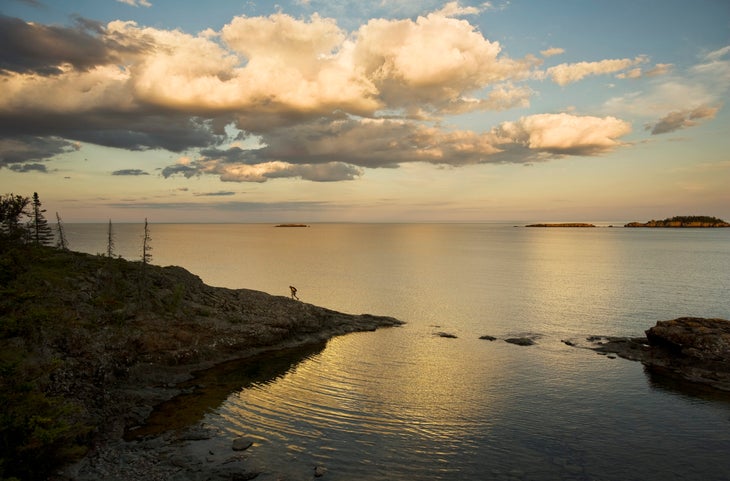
290 285 299 300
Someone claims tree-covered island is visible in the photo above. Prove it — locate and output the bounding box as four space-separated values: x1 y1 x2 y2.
625 216 729 227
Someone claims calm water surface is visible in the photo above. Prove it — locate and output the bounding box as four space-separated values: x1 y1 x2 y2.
67 223 730 480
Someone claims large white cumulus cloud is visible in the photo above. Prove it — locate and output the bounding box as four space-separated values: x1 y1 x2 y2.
493 113 632 155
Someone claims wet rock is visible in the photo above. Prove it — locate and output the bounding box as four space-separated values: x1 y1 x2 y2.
435 332 457 338
479 335 497 341
179 426 214 441
229 472 260 481
505 337 535 346
231 438 254 451
573 318 730 391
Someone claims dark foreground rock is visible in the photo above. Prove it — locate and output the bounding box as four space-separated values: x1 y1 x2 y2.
1 244 403 480
567 318 730 391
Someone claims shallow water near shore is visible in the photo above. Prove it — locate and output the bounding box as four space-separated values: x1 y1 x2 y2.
67 223 730 480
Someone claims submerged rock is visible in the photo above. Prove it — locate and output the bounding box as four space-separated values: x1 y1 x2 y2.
231 438 254 451
479 335 497 341
505 337 535 346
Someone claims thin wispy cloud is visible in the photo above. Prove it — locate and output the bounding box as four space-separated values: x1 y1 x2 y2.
116 0 152 7
112 169 149 176
192 191 237 197
646 106 718 135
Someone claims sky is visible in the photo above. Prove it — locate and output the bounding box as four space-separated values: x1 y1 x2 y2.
1 0 729 223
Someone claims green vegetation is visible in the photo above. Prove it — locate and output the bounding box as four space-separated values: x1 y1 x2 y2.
0 193 162 480
625 215 729 228
0 242 92 480
662 215 727 224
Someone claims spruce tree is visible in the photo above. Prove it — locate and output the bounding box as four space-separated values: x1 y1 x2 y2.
29 192 54 246
106 219 115 258
142 218 152 265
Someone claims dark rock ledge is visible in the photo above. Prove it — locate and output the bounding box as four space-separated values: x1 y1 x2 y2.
1 247 403 480
564 317 730 391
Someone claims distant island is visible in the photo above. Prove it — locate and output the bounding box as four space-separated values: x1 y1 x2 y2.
526 223 596 228
275 224 310 227
625 216 729 228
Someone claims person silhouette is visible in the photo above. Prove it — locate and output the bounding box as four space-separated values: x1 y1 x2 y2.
289 285 299 300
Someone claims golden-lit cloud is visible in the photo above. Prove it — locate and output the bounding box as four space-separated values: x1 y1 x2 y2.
546 57 645 85
644 63 673 77
0 8 690 182
434 1 484 17
540 47 564 58
161 113 633 183
492 113 631 155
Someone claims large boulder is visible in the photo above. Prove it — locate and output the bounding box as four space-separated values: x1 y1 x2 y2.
645 317 730 362
640 318 730 390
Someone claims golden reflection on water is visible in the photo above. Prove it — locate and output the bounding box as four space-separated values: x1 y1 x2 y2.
220 330 513 450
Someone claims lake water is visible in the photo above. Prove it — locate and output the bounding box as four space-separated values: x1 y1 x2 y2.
65 223 730 480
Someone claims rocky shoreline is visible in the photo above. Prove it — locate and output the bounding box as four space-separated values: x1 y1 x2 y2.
564 317 730 392
0 245 402 480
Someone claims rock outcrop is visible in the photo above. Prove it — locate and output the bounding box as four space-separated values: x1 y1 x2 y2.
1 244 403 480
571 318 730 391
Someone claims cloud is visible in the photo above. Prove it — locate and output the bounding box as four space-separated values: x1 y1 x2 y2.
604 49 728 123
614 63 673 80
434 1 484 17
615 68 642 79
161 112 633 183
0 15 129 76
0 7 634 181
351 12 539 115
540 47 564 58
164 157 364 183
646 106 719 135
192 191 236 196
0 135 79 169
644 63 672 77
8 162 47 172
705 45 730 62
116 0 152 7
492 113 631 156
161 164 200 178
546 57 645 86
0 9 543 167
112 168 149 176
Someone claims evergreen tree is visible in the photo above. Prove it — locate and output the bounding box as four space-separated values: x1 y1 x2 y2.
28 192 54 246
106 219 115 258
142 218 152 265
0 193 30 240
55 212 69 250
